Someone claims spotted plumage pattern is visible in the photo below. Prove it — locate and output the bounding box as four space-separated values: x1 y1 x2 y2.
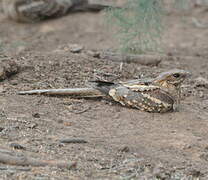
2 0 109 22
90 69 190 113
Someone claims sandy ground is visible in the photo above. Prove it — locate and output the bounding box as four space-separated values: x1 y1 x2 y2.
0 3 208 180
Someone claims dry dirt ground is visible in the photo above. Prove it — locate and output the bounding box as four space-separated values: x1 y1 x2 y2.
0 4 208 180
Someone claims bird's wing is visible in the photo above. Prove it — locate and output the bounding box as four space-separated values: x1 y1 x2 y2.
88 80 117 95
89 79 174 112
109 84 174 113
120 78 154 86
120 78 158 91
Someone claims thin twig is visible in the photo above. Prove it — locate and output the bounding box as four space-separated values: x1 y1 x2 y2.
72 107 91 114
99 51 163 66
60 139 88 144
0 151 76 169
0 166 31 171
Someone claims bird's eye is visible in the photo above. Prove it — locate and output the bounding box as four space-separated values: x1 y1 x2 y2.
173 73 180 78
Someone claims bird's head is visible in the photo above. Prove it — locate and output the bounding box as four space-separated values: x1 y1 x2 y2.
154 69 191 89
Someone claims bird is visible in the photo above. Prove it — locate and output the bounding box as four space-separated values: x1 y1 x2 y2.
18 69 190 113
89 69 190 112
2 0 111 23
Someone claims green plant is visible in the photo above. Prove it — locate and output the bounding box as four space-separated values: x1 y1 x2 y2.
106 0 189 54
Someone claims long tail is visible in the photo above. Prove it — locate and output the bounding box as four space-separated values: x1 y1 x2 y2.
2 0 111 23
18 87 105 97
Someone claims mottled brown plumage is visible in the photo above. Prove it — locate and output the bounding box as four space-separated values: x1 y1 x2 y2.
90 69 190 113
2 0 110 23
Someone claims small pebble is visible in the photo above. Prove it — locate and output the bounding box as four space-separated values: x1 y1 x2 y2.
86 50 100 58
0 127 4 132
194 77 208 88
10 143 26 150
69 44 83 53
28 123 38 129
118 146 130 153
32 113 40 118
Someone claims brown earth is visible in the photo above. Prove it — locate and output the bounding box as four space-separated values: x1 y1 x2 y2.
0 4 208 180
